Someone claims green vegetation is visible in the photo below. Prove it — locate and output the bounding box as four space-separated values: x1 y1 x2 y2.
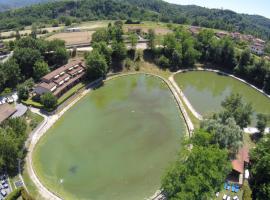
162 130 231 199
250 135 270 200
6 187 34 200
0 117 28 174
40 92 57 111
162 94 253 199
0 36 68 94
0 0 270 40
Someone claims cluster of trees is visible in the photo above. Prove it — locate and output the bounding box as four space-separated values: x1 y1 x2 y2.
151 27 200 70
151 28 270 95
234 48 270 93
86 21 129 78
0 0 270 40
0 36 69 96
250 134 270 199
196 29 270 94
0 117 28 174
162 94 253 199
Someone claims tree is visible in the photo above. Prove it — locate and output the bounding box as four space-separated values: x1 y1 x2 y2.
86 50 108 79
47 39 65 52
128 33 138 49
111 41 127 61
13 47 42 78
201 117 243 154
30 24 37 39
33 61 50 81
239 48 251 66
41 92 58 110
256 113 268 136
250 135 270 200
2 59 21 88
242 181 252 200
220 93 253 129
52 47 69 66
17 84 29 101
158 55 170 69
162 145 231 200
147 29 156 50
92 42 112 66
91 28 109 44
197 29 215 61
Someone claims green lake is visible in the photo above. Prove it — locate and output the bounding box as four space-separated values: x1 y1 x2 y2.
33 74 186 200
174 71 270 125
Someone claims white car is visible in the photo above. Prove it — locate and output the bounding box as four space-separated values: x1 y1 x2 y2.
233 196 239 200
3 183 8 189
223 194 228 200
0 189 6 197
1 180 5 185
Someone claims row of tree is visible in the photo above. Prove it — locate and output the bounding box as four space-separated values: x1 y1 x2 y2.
0 0 270 40
149 28 270 95
86 21 130 78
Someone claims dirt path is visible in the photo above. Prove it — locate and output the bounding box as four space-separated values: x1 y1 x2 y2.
169 74 203 121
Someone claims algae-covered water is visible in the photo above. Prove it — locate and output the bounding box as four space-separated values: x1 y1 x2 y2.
33 74 186 200
175 71 270 125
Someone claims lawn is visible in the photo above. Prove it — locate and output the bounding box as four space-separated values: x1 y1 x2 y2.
22 82 86 109
57 82 86 105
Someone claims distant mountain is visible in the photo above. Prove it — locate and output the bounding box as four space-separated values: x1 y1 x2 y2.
0 0 52 11
0 0 270 40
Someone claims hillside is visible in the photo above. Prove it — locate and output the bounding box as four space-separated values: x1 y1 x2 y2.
0 0 53 12
0 0 270 40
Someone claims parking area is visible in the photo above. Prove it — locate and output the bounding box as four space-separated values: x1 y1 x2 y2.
0 174 11 199
0 93 18 105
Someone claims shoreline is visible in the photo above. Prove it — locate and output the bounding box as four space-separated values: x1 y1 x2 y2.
26 72 192 200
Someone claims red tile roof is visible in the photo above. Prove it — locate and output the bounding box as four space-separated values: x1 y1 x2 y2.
232 147 249 174
0 104 16 124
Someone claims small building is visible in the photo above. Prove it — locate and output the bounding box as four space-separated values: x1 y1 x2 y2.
34 59 86 98
0 103 17 124
250 43 265 55
127 27 142 34
229 147 250 185
66 27 81 32
253 38 266 45
231 32 241 40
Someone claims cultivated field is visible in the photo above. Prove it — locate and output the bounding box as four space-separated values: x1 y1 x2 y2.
47 31 94 46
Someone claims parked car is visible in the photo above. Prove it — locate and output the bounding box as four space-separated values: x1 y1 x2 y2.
3 183 8 189
0 189 6 197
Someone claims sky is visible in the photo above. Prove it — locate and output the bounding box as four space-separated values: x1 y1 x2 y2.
164 0 270 19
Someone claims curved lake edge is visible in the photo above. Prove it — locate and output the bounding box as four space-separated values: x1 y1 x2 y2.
28 72 190 200
172 68 270 122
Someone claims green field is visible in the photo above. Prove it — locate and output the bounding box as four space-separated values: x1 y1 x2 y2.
174 71 270 125
33 74 186 200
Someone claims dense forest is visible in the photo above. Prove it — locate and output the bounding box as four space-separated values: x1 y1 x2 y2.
0 0 270 40
0 0 52 12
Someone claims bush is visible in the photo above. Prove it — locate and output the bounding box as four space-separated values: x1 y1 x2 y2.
41 92 58 111
157 55 170 69
6 188 21 200
125 58 133 70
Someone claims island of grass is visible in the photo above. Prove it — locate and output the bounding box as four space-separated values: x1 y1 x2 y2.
32 74 186 200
